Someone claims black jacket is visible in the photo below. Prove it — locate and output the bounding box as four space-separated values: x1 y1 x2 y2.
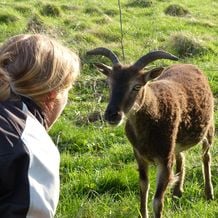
0 97 60 218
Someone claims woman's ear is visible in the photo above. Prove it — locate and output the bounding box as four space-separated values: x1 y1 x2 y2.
42 90 58 110
46 90 58 101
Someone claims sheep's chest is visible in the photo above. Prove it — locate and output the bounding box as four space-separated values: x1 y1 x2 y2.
126 114 173 162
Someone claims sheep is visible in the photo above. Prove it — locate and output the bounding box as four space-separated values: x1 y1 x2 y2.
87 47 214 218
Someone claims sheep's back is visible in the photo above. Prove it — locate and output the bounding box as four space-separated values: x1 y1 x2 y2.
154 64 214 146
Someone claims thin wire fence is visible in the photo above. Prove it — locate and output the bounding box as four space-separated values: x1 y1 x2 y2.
118 0 125 62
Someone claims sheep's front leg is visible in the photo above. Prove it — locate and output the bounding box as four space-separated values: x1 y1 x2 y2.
126 123 150 218
138 163 149 218
173 152 185 197
202 137 214 200
153 161 173 218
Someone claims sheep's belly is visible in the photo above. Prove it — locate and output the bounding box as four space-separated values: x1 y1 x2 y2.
175 141 201 154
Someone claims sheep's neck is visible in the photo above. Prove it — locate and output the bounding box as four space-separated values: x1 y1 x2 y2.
127 85 160 143
134 85 160 119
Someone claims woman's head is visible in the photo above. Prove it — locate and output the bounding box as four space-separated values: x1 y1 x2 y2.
0 34 80 127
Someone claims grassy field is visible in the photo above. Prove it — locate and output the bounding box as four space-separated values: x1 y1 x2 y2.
0 0 218 217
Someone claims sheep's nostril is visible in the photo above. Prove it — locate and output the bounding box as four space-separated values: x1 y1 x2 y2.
110 112 119 120
104 111 118 121
104 108 122 124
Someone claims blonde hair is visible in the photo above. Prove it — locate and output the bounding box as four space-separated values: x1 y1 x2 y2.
0 34 80 107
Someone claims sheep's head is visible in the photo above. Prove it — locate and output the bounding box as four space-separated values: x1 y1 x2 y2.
87 47 178 126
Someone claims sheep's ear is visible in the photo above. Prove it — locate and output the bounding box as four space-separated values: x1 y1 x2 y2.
94 63 112 76
144 67 164 82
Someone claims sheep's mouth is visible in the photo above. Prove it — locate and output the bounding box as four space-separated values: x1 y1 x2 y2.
106 119 123 126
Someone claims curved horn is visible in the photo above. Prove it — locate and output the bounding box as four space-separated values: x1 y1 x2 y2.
87 47 120 65
133 50 179 70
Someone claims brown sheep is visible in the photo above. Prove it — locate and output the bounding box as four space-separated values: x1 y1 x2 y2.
87 47 214 218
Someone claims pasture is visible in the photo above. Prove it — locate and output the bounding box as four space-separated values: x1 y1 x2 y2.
0 0 217 217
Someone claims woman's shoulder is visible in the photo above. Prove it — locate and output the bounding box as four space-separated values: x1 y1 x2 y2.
0 100 26 156
0 100 26 133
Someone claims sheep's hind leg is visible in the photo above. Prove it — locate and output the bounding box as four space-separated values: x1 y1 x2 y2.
172 152 185 198
202 127 214 200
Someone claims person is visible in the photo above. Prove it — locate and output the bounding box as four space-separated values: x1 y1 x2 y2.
0 34 80 218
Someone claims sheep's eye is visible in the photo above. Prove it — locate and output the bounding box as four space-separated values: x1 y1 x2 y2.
132 84 142 91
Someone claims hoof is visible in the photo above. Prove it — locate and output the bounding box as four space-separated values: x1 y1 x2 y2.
172 189 183 198
205 193 214 201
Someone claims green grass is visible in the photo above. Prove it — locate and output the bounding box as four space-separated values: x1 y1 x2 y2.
1 0 218 217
